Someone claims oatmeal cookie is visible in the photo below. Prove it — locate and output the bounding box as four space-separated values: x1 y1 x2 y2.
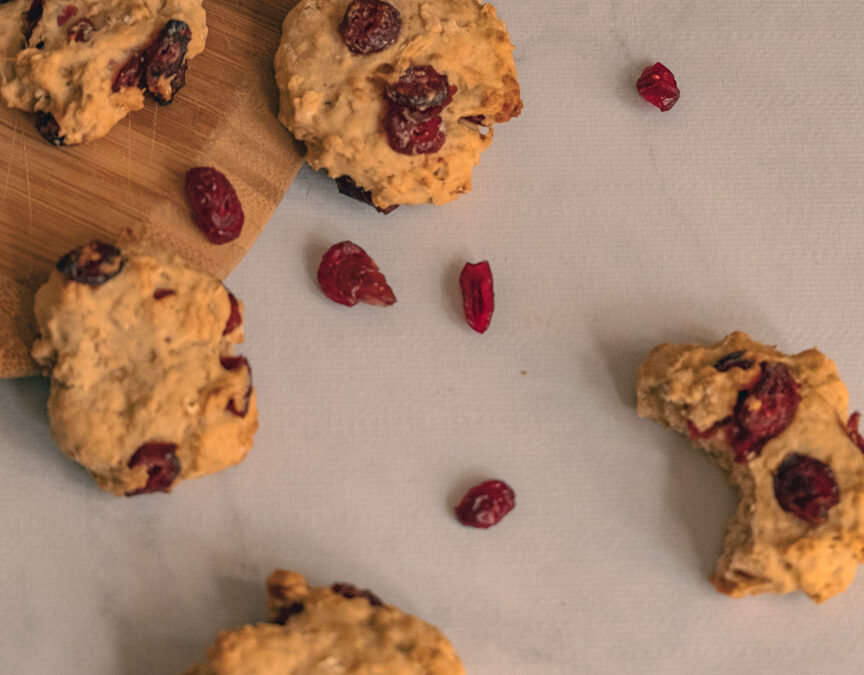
186 569 465 674
1 0 206 145
0 0 27 85
31 241 257 496
274 0 521 211
637 331 864 602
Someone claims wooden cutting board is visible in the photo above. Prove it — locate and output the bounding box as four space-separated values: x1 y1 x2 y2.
0 0 303 378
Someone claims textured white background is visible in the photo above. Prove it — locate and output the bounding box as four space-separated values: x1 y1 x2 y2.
3 1 864 673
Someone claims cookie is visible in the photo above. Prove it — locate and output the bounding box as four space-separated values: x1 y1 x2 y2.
274 0 522 211
186 569 466 674
0 0 27 86
637 331 864 602
31 241 257 496
1 0 207 145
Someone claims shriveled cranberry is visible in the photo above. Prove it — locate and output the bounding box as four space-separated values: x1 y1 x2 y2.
271 602 305 625
24 0 43 41
714 350 754 372
637 62 680 111
386 66 450 111
727 361 800 462
220 355 252 417
331 583 383 606
686 416 731 440
35 111 64 146
142 19 191 104
126 442 180 496
317 241 396 307
335 175 398 214
56 241 126 285
382 101 445 155
773 453 839 525
220 355 247 371
56 4 76 25
112 52 144 92
153 288 175 299
223 291 242 335
847 412 864 453
455 479 515 528
339 0 401 55
459 261 494 334
66 17 93 42
185 167 244 245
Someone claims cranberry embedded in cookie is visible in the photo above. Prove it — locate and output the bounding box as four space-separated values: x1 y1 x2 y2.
339 0 401 55
773 453 840 525
56 240 125 285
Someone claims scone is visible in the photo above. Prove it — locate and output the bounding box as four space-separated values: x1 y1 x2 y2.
31 241 257 496
186 569 465 674
274 0 522 211
1 0 207 145
637 332 864 602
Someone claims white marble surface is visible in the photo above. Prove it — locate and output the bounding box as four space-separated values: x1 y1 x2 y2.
4 1 864 673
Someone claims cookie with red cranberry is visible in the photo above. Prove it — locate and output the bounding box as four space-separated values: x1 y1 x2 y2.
31 241 256 496
637 332 864 602
185 569 465 675
0 0 207 145
274 0 522 211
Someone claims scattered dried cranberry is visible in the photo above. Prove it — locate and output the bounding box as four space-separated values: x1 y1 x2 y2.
56 241 125 285
317 241 396 307
220 355 252 417
773 453 839 525
335 175 398 214
339 0 401 55
24 0 43 41
35 111 64 146
714 350 754 372
386 66 450 111
126 442 180 496
636 62 680 112
459 261 494 334
142 19 191 104
56 4 76 25
331 583 383 606
847 412 864 453
66 17 93 42
271 602 305 625
153 288 175 299
727 361 801 462
223 291 242 335
112 52 144 92
455 479 515 528
382 101 445 155
185 167 245 245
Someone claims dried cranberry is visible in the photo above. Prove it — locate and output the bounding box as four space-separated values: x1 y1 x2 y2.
714 350 754 372
339 0 401 55
459 261 494 334
636 62 680 111
24 0 43 41
727 361 801 462
385 66 450 111
455 479 515 528
126 442 180 496
35 111 65 146
66 17 93 42
142 19 191 104
382 101 445 155
56 241 125 285
223 291 242 335
56 4 76 25
185 167 245 245
335 175 398 214
153 288 175 299
331 583 383 606
847 412 864 453
112 52 144 92
271 602 305 625
220 355 252 417
317 241 396 307
773 453 839 525
686 416 731 440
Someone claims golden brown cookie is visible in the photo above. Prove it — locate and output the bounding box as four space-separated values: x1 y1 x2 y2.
637 332 864 602
274 0 522 211
31 241 257 496
1 0 207 145
186 569 466 674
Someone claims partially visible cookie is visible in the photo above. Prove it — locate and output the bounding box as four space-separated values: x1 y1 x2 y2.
186 569 466 674
31 241 257 496
637 331 864 602
1 0 207 145
0 0 27 86
274 0 522 211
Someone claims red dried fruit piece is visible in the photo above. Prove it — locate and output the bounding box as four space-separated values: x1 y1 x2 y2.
339 0 401 55
382 101 445 155
66 17 93 43
142 19 191 104
727 361 801 462
713 350 754 372
847 412 864 453
56 241 125 285
385 65 450 111
459 261 494 334
331 583 383 606
185 167 245 245
35 111 64 146
317 241 396 307
773 453 839 525
56 4 76 25
335 175 398 214
636 62 680 112
24 0 43 41
223 291 242 335
112 52 144 92
126 442 180 496
153 288 175 299
455 479 515 528
220 355 252 417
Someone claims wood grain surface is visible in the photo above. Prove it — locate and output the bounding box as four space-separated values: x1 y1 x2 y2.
0 0 303 378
